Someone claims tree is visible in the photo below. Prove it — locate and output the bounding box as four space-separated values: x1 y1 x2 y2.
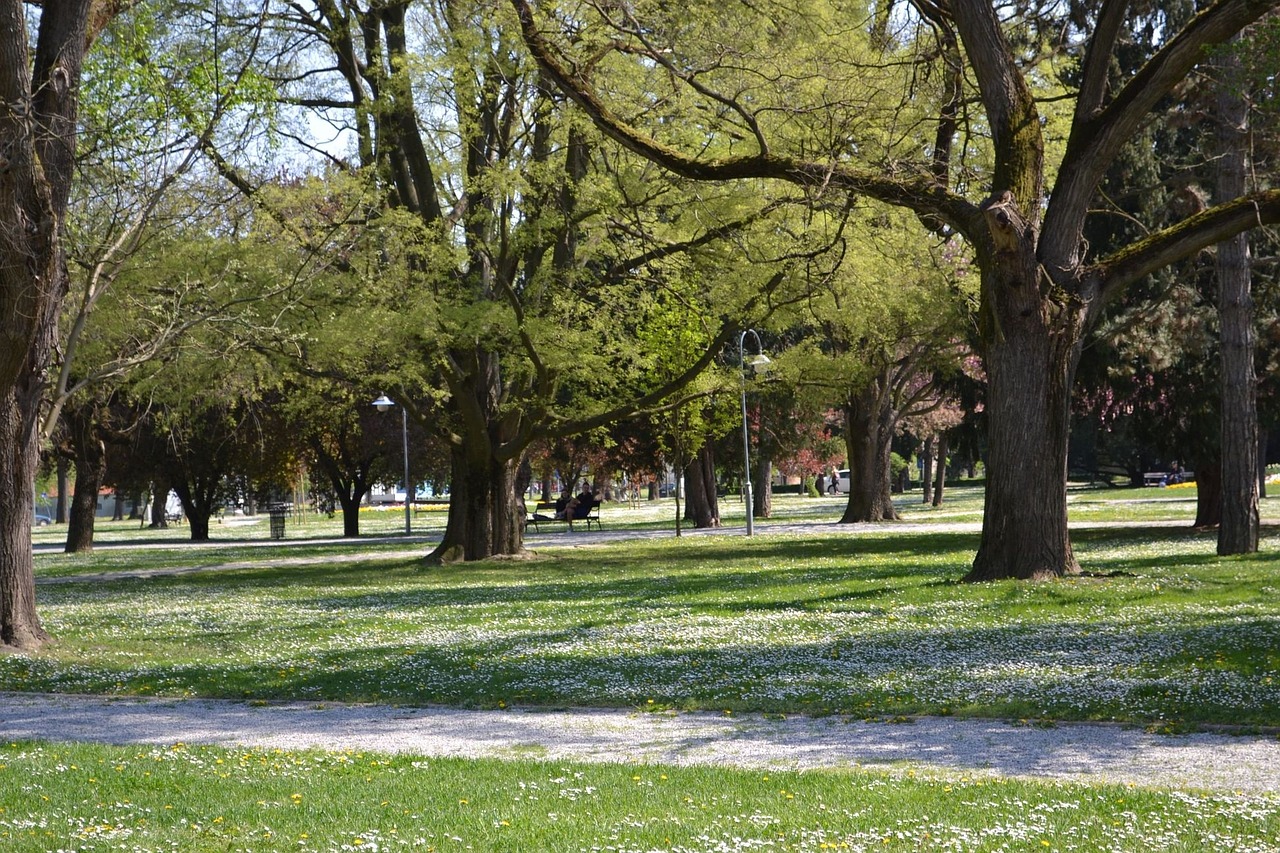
512 0 1280 579
283 377 439 537
209 0 805 562
1215 35 1258 555
639 294 738 532
0 0 126 650
35 0 277 555
1067 13 1278 537
765 209 971 522
59 389 133 553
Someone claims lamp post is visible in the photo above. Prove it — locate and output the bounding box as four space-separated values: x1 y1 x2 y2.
738 330 770 536
372 394 411 535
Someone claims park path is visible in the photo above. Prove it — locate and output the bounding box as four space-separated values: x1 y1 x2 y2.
2 691 1278 796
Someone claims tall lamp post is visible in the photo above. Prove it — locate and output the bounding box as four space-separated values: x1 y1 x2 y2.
372 394 411 535
738 330 771 536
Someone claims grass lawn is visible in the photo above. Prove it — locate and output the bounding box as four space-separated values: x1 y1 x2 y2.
3 741 1275 852
15 486 1280 727
9 483 1280 850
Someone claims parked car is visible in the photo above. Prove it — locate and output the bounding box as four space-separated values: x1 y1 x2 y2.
835 470 850 494
33 514 52 526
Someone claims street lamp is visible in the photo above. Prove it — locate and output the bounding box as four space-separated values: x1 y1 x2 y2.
372 394 411 535
738 330 771 536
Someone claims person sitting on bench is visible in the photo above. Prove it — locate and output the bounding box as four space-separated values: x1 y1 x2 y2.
527 491 571 522
568 484 598 519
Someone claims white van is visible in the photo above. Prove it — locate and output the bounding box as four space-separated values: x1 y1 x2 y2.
835 469 850 494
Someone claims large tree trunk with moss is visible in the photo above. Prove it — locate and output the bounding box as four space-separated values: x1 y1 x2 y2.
428 354 529 562
1215 39 1257 556
839 379 898 523
965 245 1083 581
0 394 49 649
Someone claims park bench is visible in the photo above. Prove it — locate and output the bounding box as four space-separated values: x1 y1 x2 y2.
412 499 451 516
1143 472 1168 487
527 498 602 532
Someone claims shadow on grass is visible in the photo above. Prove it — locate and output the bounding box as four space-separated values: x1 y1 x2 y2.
23 607 1280 728
37 530 980 608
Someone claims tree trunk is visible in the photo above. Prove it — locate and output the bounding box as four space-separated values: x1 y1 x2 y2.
149 481 170 528
0 0 110 650
921 436 935 504
65 409 106 554
0 395 49 650
839 379 899 523
171 475 220 542
966 266 1081 581
309 438 371 539
129 489 145 521
65 449 103 554
55 457 69 524
187 511 211 541
753 448 772 519
1215 38 1257 556
429 446 523 563
933 432 948 507
683 443 720 528
1194 457 1222 529
337 491 363 537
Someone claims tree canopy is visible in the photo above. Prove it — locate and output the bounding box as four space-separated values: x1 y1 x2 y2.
510 0 1280 579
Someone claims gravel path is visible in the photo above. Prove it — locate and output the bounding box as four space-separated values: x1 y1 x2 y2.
4 692 1278 795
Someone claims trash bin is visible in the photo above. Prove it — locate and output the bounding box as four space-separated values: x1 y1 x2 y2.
268 506 287 540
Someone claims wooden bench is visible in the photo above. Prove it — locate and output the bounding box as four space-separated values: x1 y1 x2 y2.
527 499 601 532
412 499 450 516
1144 471 1195 487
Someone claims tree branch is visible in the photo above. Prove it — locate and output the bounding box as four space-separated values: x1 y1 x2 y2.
1043 0 1280 269
509 0 983 239
1073 0 1129 120
1092 189 1280 300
